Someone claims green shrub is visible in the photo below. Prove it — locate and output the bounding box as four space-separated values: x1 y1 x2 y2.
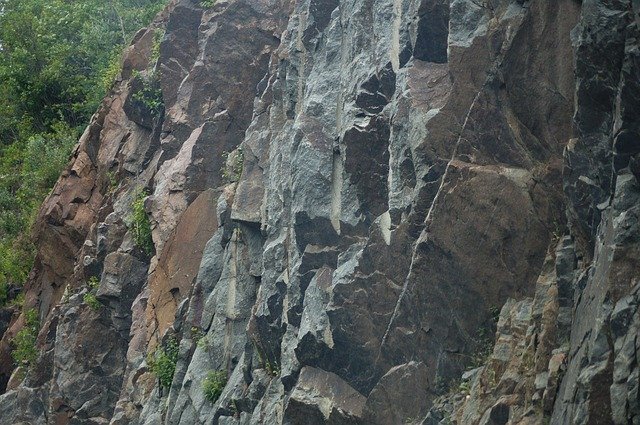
148 338 179 390
265 359 280 377
107 171 119 193
101 49 123 92
0 283 8 305
202 370 227 403
83 293 101 310
130 189 154 256
0 124 76 294
200 0 217 7
9 293 24 308
132 71 164 116
88 276 100 289
82 275 102 310
196 335 210 351
150 30 164 66
221 147 244 183
191 326 204 344
11 308 39 367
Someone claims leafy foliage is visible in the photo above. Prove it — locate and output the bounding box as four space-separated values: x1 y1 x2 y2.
11 308 40 367
83 275 102 310
265 359 280 377
83 293 101 310
190 326 204 344
202 370 227 403
0 0 168 302
88 275 100 289
0 124 76 296
101 51 124 93
150 30 164 66
221 147 244 183
199 0 217 8
0 0 168 139
148 337 179 390
130 189 154 256
131 71 164 115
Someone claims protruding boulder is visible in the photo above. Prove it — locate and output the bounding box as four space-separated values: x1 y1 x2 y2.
363 362 431 425
284 367 366 425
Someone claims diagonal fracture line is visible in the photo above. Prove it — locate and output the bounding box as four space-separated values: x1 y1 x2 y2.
376 90 483 362
374 0 531 367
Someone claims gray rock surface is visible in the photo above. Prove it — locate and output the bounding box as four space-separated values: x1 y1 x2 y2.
0 0 639 424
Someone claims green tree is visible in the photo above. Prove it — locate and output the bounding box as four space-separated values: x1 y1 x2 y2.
0 0 167 140
0 0 167 300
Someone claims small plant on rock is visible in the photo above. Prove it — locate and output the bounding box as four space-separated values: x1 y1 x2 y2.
457 380 471 395
130 189 154 256
221 147 244 183
202 370 227 403
148 337 179 390
131 71 164 116
88 276 100 289
197 334 213 352
101 51 123 92
83 275 102 310
83 293 101 310
265 359 280 377
10 293 24 309
61 287 71 304
434 374 448 395
150 30 164 66
106 171 118 193
191 326 205 344
11 308 39 367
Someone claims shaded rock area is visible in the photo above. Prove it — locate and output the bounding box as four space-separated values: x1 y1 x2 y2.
0 0 638 424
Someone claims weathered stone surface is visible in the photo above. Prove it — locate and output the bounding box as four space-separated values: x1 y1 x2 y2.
283 366 365 425
0 387 47 424
363 361 430 424
145 188 218 344
1 1 640 424
564 0 630 250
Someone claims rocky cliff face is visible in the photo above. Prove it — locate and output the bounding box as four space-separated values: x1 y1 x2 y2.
0 0 638 424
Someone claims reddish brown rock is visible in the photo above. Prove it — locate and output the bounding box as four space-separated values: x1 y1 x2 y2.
146 189 219 344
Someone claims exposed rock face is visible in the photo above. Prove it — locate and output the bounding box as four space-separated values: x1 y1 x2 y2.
0 0 638 424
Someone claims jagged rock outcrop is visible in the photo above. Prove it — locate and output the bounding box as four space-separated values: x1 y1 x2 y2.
0 0 638 424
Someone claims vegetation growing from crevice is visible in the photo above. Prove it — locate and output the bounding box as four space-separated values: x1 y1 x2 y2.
131 71 164 116
83 276 102 310
11 308 40 367
202 370 227 403
150 29 164 66
221 147 245 183
199 0 217 8
147 337 179 390
190 326 205 344
101 51 125 93
466 325 496 371
129 189 155 256
83 293 101 310
0 0 168 304
252 340 280 377
265 359 280 377
197 334 211 351
130 29 165 116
